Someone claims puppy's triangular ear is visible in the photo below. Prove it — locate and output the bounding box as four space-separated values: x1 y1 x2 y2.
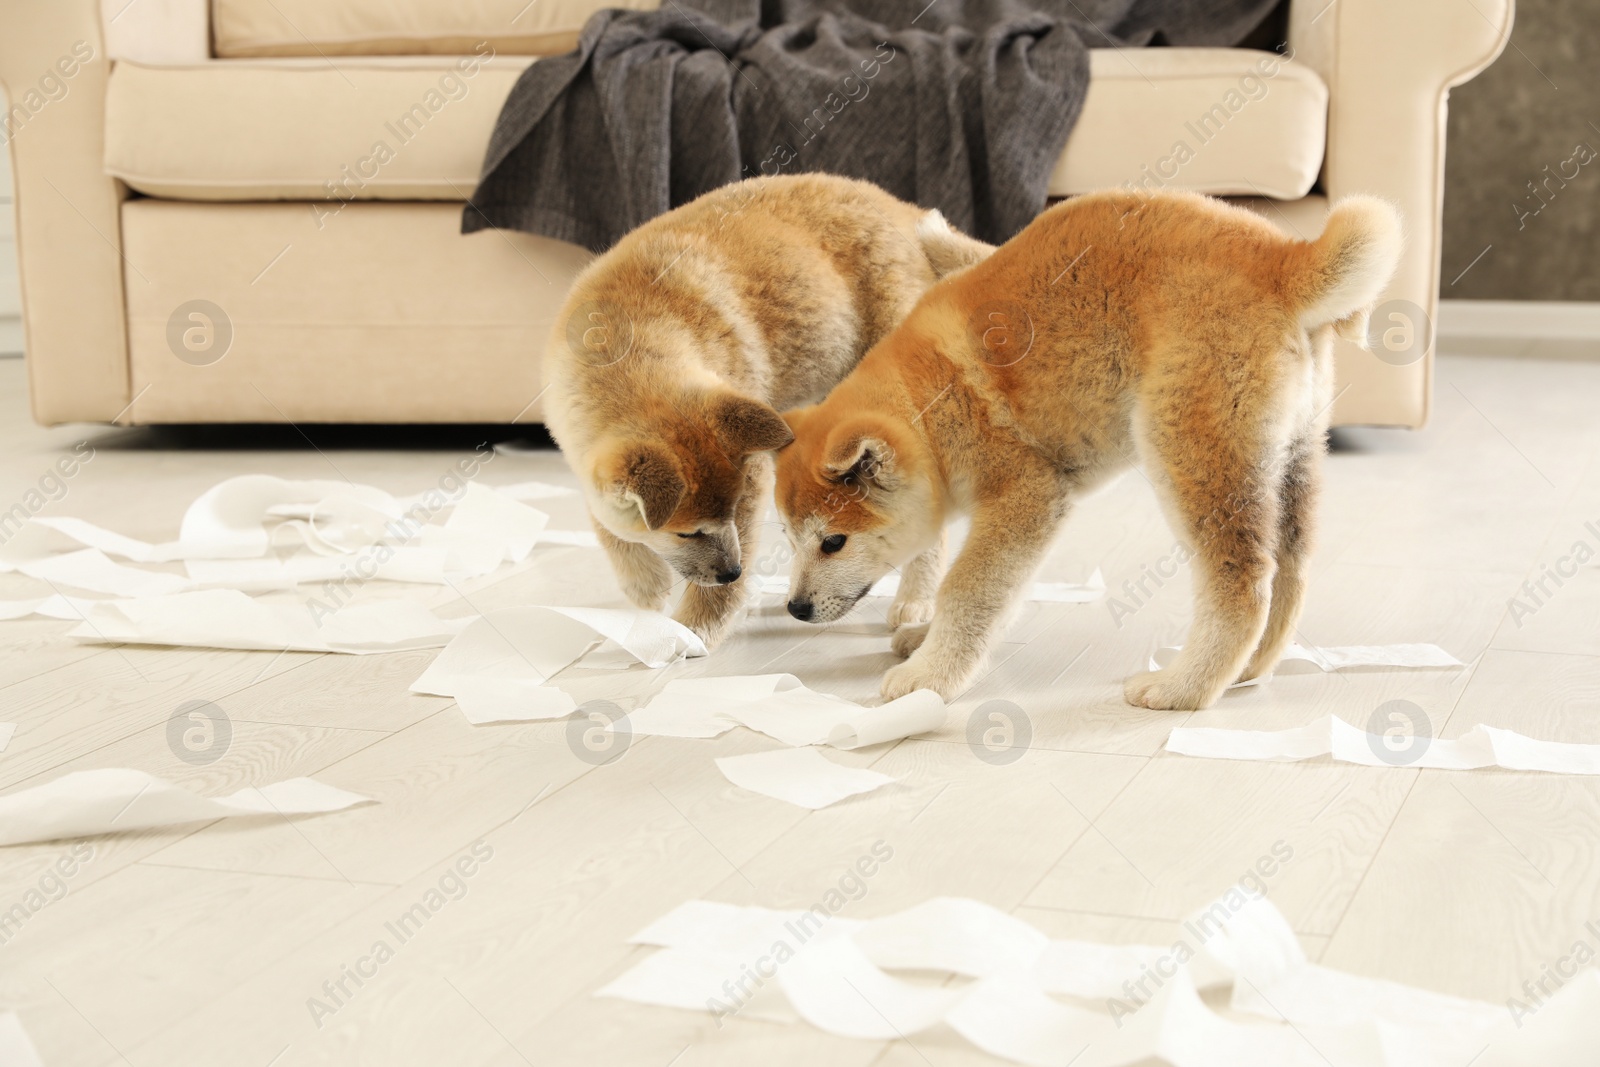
710 393 794 455
822 417 899 489
592 439 686 530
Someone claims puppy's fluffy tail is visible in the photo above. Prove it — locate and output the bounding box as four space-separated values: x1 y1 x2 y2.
915 210 995 278
1290 196 1403 347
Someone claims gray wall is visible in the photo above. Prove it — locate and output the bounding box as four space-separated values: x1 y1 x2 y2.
1442 0 1599 301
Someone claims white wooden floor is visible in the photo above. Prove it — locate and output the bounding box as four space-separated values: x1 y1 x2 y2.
1 348 1597 1066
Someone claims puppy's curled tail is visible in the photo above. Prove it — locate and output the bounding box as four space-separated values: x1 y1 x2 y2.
915 210 996 278
1290 196 1403 347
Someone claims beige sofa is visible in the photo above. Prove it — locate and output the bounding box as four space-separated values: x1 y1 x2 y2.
0 0 1511 427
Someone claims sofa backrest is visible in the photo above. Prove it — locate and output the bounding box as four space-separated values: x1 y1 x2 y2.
100 0 664 63
210 0 662 58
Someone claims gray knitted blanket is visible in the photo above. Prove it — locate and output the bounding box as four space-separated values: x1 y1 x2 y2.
463 0 1279 248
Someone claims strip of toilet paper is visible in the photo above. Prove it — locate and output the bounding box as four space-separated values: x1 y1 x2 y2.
1166 715 1600 773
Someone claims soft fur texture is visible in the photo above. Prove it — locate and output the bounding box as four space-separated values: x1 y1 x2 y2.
543 173 992 648
775 190 1402 708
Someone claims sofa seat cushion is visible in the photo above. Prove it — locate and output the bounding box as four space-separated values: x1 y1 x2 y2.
104 47 1325 204
211 0 659 58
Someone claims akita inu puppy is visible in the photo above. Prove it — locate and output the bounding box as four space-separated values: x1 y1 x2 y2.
543 174 991 648
776 190 1402 709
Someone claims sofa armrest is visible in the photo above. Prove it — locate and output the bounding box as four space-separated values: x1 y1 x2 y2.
0 0 131 423
1291 0 1513 427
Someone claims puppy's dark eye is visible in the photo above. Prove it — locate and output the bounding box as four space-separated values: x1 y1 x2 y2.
677 531 704 539
821 534 847 554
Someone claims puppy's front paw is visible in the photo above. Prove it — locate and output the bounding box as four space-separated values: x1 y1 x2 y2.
890 622 930 658
881 649 973 702
614 556 672 613
881 658 941 702
887 593 935 630
620 576 670 614
673 587 742 652
1122 669 1215 711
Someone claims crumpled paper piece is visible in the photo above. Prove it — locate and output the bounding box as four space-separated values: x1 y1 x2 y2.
616 674 946 748
0 768 374 846
714 748 895 808
411 605 706 707
598 891 1599 1066
1167 714 1600 773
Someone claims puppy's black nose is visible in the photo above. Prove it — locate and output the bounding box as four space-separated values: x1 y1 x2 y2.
715 565 742 585
787 599 813 621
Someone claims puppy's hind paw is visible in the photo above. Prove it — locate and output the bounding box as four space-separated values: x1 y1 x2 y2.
890 622 930 658
1122 669 1214 711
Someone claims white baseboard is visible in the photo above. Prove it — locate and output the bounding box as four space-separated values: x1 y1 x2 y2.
0 315 20 356
1437 300 1600 340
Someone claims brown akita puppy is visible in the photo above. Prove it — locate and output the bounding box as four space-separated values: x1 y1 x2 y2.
776 190 1402 709
542 174 991 648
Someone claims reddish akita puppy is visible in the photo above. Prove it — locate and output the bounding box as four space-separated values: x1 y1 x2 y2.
776 190 1401 709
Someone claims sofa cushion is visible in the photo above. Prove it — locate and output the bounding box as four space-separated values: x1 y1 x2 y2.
104 47 1325 204
106 55 534 201
211 0 659 58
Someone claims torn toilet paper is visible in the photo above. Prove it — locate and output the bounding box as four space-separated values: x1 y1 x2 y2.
449 677 579 724
0 768 373 846
715 748 895 808
1166 715 1600 774
63 589 466 653
617 675 945 748
598 890 1599 1066
412 605 705 703
26 475 556 584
